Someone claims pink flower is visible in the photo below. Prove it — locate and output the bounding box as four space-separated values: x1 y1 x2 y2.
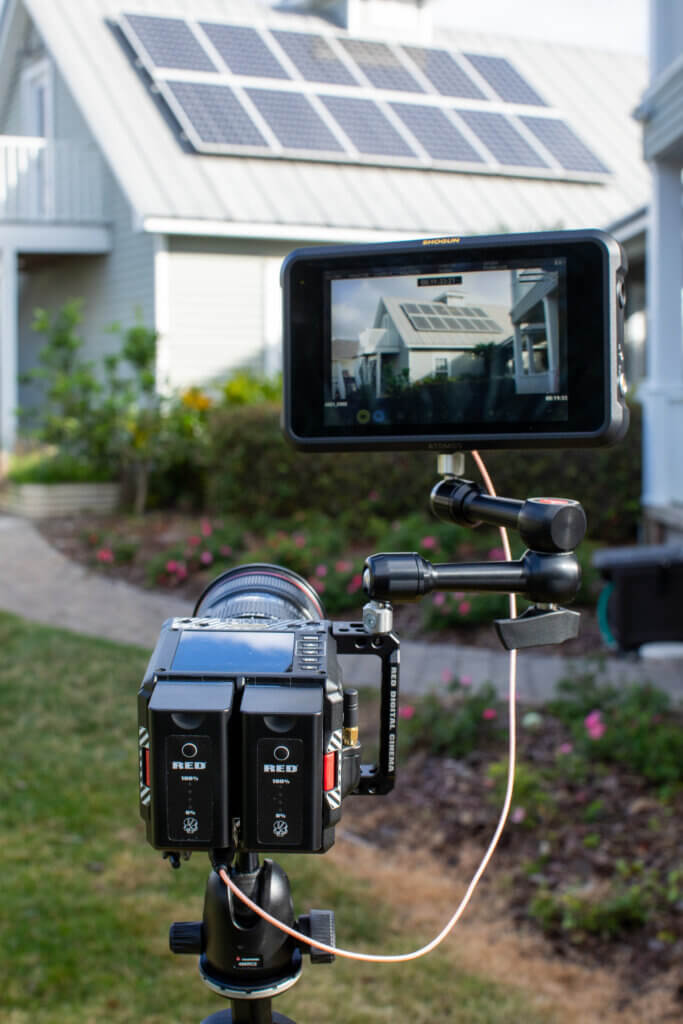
200 518 212 537
511 807 526 824
460 675 472 687
293 533 306 548
558 742 573 755
368 490 379 501
315 564 328 578
482 707 497 721
166 559 178 573
458 601 471 616
335 559 352 573
584 709 606 740
440 668 453 684
315 581 326 594
399 704 416 720
346 573 363 594
421 536 437 549
219 545 233 557
200 550 213 565
176 565 188 581
488 547 506 561
433 592 446 606
454 591 465 601
188 535 200 547
96 546 114 564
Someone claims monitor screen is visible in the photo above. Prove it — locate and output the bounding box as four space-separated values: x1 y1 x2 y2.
325 259 568 431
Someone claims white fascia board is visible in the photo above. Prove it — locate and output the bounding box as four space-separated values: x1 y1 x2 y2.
0 223 111 253
142 218 426 244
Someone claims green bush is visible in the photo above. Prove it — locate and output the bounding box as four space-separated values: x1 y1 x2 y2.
196 400 641 544
7 451 114 484
547 672 683 785
529 878 654 939
400 680 503 758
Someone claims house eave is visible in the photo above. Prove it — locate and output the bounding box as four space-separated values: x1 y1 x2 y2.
142 216 425 244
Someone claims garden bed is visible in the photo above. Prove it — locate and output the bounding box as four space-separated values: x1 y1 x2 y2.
348 673 683 1011
34 510 607 654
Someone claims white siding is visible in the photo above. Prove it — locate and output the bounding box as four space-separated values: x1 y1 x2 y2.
164 238 293 389
0 20 46 135
17 166 155 409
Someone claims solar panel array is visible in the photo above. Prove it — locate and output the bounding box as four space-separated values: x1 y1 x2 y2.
401 302 503 334
120 12 609 178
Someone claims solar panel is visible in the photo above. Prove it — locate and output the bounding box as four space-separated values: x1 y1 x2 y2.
246 89 344 151
457 110 548 167
463 54 546 106
123 14 216 72
321 96 415 157
401 302 502 333
402 46 485 99
519 116 609 173
166 81 268 147
200 22 289 79
341 39 424 92
391 103 483 162
271 30 357 85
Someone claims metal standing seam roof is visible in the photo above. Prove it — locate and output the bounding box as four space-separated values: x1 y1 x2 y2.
17 0 650 237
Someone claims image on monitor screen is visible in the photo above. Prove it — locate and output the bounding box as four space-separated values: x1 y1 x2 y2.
326 262 567 429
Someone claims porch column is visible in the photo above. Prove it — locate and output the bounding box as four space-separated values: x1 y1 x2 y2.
0 246 18 464
641 161 683 510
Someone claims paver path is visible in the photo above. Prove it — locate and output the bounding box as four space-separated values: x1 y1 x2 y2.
1 514 681 703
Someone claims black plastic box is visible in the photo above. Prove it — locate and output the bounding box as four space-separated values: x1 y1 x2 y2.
593 544 683 651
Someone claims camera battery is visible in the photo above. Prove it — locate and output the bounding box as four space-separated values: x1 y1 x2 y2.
147 680 233 850
241 683 323 852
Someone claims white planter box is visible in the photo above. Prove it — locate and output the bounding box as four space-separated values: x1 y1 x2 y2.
0 481 121 518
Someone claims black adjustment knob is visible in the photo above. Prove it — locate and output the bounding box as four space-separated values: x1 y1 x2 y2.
169 921 203 955
297 909 336 964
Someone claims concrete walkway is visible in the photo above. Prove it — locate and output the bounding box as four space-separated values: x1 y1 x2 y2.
1 513 681 704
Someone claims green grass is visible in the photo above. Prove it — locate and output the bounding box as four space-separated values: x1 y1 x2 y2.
0 611 551 1024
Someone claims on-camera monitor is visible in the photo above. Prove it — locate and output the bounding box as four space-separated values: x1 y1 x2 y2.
283 231 627 450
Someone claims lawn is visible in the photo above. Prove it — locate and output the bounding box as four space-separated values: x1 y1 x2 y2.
0 610 551 1024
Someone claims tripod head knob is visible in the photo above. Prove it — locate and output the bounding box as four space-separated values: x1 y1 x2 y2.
170 920 203 955
296 909 336 964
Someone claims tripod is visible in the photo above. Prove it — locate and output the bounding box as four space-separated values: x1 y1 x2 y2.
170 852 335 1024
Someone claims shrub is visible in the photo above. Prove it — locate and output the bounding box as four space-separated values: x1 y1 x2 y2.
547 672 683 785
529 879 654 939
400 680 503 758
199 399 641 544
7 451 114 484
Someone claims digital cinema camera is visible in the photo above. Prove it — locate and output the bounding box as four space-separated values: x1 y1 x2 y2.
138 230 627 1024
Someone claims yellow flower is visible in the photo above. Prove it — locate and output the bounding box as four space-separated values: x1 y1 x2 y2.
181 387 212 411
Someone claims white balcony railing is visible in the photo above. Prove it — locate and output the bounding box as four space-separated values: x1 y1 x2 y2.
0 135 105 224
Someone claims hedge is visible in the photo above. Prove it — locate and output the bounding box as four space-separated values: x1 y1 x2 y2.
202 401 641 544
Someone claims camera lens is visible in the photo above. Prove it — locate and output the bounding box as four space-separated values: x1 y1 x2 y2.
193 563 325 624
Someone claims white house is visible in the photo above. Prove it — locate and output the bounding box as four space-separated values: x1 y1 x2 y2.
0 0 649 462
332 266 559 404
